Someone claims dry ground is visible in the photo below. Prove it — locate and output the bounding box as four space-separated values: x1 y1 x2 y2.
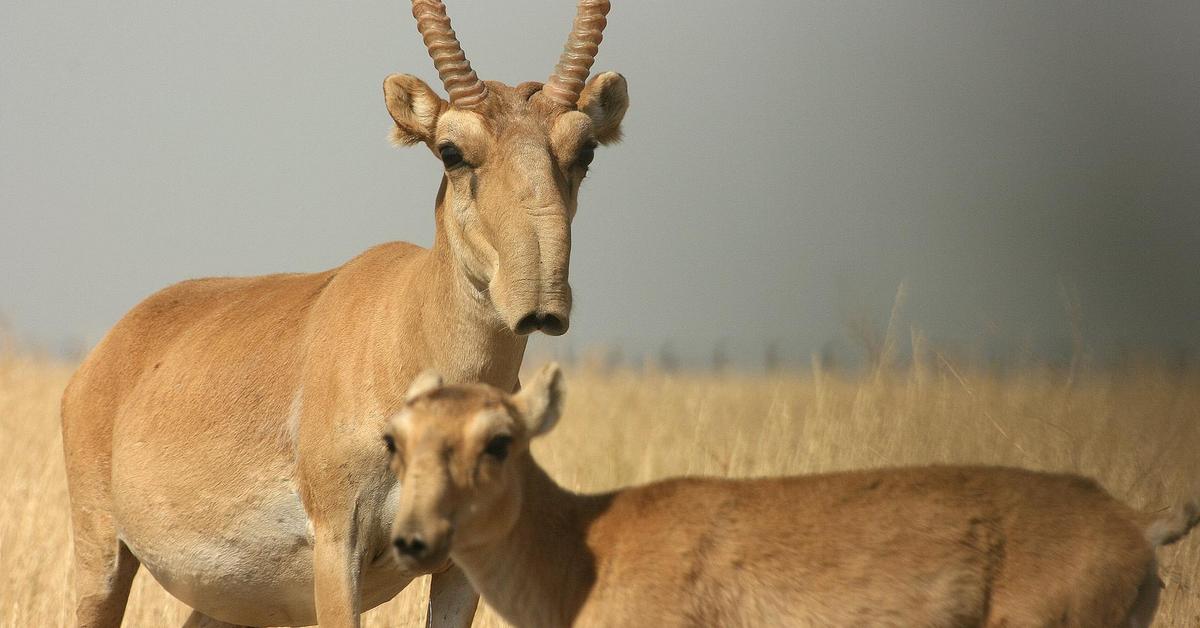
1 352 1197 626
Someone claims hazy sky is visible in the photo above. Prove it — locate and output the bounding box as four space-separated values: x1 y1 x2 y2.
2 1 1198 366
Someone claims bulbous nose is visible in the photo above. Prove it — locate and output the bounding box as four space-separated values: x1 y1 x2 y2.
393 534 429 558
515 311 568 337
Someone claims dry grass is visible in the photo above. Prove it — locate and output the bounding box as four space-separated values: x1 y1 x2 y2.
1 351 1197 627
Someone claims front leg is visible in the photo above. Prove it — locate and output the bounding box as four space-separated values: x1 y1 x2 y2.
427 564 479 628
313 528 362 628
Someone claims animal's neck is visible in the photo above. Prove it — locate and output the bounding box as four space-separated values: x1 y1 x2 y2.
428 181 527 388
452 457 612 628
365 179 526 393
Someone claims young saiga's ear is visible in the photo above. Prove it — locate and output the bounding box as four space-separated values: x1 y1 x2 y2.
405 369 444 402
514 363 565 437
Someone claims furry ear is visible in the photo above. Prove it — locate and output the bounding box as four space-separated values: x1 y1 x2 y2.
578 72 628 145
383 74 447 148
514 363 565 437
405 369 444 401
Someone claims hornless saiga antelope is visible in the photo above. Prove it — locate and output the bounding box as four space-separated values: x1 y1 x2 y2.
60 1 628 626
386 364 1200 628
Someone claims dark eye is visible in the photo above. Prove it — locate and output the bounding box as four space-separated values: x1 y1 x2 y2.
483 435 512 461
382 434 396 454
575 143 596 168
439 143 465 169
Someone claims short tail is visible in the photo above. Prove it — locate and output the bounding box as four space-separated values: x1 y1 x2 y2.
1145 500 1200 547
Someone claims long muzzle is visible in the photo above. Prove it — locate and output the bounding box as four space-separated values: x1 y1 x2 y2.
494 212 572 337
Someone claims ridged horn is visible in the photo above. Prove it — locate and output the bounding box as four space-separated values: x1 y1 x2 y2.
411 0 487 108
542 0 610 108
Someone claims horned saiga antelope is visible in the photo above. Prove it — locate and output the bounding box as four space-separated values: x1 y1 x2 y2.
60 1 628 626
385 364 1199 628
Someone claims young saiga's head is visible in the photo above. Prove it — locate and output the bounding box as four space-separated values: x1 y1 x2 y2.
384 363 564 572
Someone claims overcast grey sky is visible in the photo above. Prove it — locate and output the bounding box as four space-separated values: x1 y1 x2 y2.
2 1 1198 366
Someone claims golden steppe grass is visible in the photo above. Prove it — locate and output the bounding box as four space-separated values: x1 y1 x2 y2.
1 350 1197 626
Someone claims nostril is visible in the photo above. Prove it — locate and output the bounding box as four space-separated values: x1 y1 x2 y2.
538 313 566 336
393 535 427 557
515 313 541 335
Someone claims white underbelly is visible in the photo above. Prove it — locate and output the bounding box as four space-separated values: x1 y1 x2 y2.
118 477 416 626
118 475 320 625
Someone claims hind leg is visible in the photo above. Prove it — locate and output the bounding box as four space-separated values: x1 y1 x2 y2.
64 404 139 626
69 511 140 628
181 610 252 628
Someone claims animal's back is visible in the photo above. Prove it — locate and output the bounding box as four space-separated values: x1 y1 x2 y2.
579 466 1156 627
63 267 335 460
63 239 428 475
